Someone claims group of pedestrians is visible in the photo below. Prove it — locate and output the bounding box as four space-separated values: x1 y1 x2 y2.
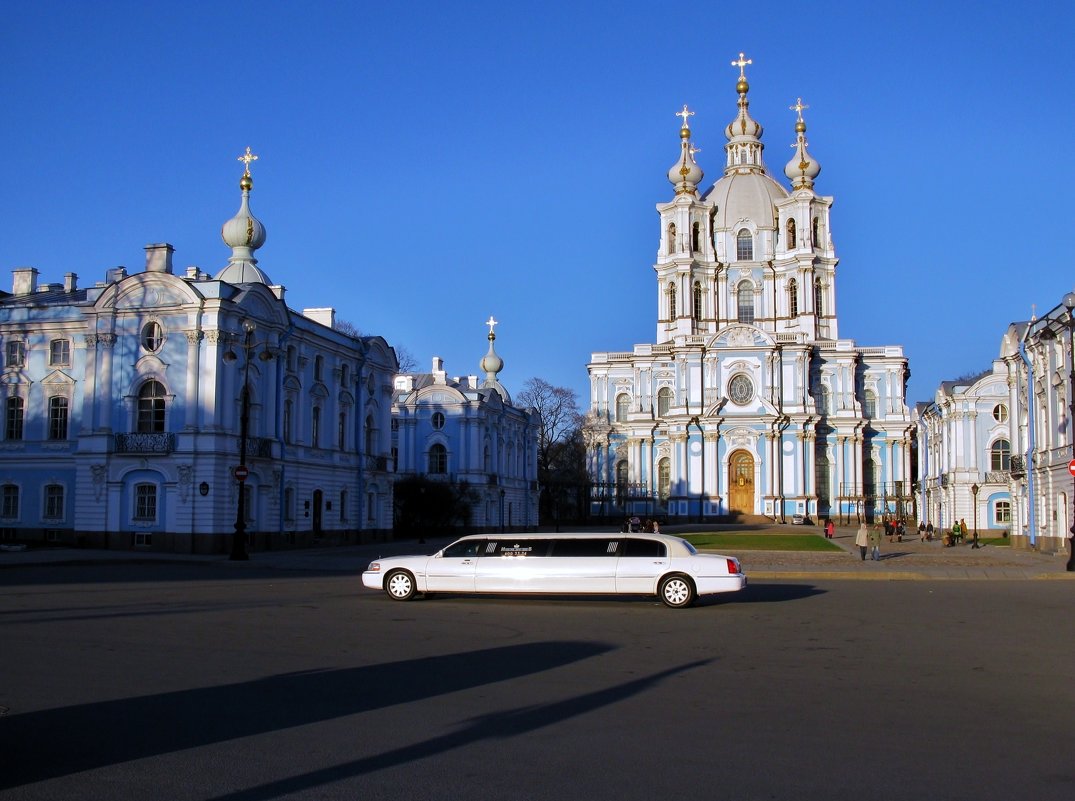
854 522 883 561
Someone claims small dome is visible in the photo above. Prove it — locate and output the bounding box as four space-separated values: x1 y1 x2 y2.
667 126 703 195
783 99 821 190
215 153 271 286
704 169 788 231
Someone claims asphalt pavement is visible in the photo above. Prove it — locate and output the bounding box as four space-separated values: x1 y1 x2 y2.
2 524 1071 580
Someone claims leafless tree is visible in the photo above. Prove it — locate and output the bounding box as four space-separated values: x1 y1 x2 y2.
395 345 418 373
334 319 362 338
517 377 582 475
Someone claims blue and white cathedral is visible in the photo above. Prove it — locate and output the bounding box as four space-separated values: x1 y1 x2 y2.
586 55 913 523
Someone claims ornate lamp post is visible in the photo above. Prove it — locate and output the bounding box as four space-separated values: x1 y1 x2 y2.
1065 293 1075 571
225 321 257 561
970 482 980 549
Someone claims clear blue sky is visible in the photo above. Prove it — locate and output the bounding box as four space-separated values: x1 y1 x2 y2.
3 1 1073 408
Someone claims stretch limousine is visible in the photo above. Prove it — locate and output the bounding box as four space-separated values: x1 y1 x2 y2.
361 532 746 608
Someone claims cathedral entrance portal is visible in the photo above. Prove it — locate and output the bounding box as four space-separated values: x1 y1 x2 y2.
728 451 755 515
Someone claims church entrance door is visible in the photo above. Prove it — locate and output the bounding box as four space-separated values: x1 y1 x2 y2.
728 450 755 515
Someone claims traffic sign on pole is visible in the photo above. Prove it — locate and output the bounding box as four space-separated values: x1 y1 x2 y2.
234 465 249 482
1068 459 1075 477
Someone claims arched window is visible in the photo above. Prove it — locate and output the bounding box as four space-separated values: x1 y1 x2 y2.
364 415 374 457
814 278 824 316
691 222 701 253
429 443 448 474
737 281 755 324
668 282 677 320
658 458 671 500
615 393 630 422
137 380 166 433
657 386 673 416
788 278 798 317
736 229 753 260
667 223 676 255
48 396 69 440
818 386 832 415
812 216 820 246
693 282 703 322
616 460 628 487
863 390 877 418
786 218 796 248
990 439 1011 471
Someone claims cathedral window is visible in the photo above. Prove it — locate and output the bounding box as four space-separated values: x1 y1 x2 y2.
49 339 70 366
863 390 877 418
657 386 673 417
364 415 375 457
692 222 701 253
6 340 25 368
1 484 18 519
736 281 755 324
990 439 1011 471
668 283 677 320
657 458 671 501
616 460 628 487
818 386 832 415
283 399 293 443
615 393 629 422
133 483 157 522
432 411 445 430
994 500 1011 524
788 278 798 317
736 229 753 261
136 380 166 433
812 216 820 246
428 443 448 474
48 396 69 440
993 404 1008 422
338 411 347 450
44 484 64 520
667 223 676 255
140 322 163 353
786 219 796 249
693 282 703 322
5 397 24 440
314 355 324 382
814 279 824 316
312 406 321 447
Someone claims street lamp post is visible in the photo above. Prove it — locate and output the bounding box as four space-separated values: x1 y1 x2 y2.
1064 293 1075 571
229 321 256 561
970 482 980 549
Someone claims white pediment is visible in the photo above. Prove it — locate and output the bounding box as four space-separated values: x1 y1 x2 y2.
42 369 75 386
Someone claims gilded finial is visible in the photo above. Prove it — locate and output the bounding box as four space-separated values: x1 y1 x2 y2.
676 104 695 129
790 98 809 123
237 146 259 177
485 315 499 337
689 144 702 158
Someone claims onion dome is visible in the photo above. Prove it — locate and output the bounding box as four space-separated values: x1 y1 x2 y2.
784 98 822 190
215 147 272 285
667 105 704 195
480 316 504 385
725 53 763 144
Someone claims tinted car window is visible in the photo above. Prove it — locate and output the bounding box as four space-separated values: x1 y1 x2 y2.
623 538 667 558
549 539 621 557
442 540 484 558
485 540 552 557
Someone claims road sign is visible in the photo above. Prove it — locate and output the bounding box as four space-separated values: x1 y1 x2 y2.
234 465 249 482
1068 459 1075 477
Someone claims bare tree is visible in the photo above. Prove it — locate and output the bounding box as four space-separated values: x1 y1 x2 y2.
517 378 582 475
395 345 418 373
334 319 362 338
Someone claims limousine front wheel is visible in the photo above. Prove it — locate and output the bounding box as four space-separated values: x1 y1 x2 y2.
659 574 695 608
385 570 417 601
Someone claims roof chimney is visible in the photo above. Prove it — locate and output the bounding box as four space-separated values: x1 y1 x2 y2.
64 273 78 293
12 267 38 296
144 243 174 273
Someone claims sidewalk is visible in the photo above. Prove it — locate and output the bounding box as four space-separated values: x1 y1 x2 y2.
2 527 1071 580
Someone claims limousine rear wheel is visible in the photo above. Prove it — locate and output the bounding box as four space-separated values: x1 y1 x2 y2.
385 569 417 601
659 574 696 608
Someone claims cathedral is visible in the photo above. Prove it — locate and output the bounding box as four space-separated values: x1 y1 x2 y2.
586 54 913 524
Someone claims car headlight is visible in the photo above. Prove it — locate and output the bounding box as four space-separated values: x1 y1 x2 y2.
367 562 381 572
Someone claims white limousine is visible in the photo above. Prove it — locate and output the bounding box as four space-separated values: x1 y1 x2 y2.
362 532 746 608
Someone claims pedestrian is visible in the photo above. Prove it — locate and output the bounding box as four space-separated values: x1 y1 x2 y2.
950 521 961 546
652 519 660 535
960 518 968 544
897 519 905 542
926 522 934 541
825 518 835 539
918 521 926 542
855 522 869 560
869 523 883 561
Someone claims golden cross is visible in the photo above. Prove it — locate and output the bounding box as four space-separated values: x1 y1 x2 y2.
676 104 695 128
237 146 259 176
689 144 702 158
731 52 752 79
485 315 499 335
790 97 809 122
